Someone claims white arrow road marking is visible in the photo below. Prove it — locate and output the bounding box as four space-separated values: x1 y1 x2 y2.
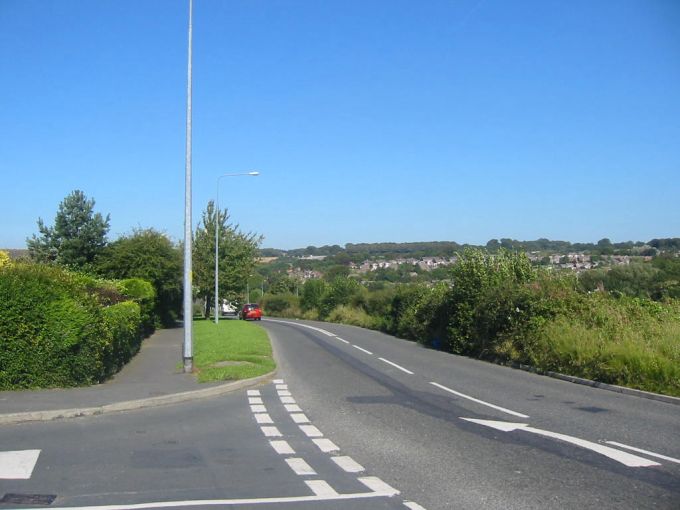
605 441 680 465
461 418 661 468
0 449 41 479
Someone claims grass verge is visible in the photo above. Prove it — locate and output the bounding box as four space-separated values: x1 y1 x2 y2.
193 319 275 383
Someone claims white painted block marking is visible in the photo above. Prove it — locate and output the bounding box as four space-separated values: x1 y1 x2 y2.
404 501 428 510
290 413 310 424
331 455 364 472
284 404 303 413
280 396 296 404
250 405 267 413
269 440 295 455
359 476 400 496
431 382 529 418
461 418 661 468
247 389 260 396
248 397 263 405
273 379 285 384
278 390 292 397
379 357 414 375
300 424 324 438
275 384 288 390
605 441 680 465
313 438 340 453
0 450 41 479
305 480 339 497
261 426 282 437
254 413 274 424
285 457 317 476
352 344 373 355
335 337 350 344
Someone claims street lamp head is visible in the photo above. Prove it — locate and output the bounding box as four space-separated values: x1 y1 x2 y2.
248 171 260 176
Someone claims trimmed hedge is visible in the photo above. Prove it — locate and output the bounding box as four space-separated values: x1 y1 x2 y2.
119 278 156 336
0 262 145 390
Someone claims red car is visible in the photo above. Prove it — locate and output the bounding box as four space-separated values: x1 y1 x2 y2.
239 303 262 321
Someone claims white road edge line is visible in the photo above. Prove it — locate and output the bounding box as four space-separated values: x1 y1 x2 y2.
378 357 414 375
430 382 529 418
605 441 680 464
352 345 373 355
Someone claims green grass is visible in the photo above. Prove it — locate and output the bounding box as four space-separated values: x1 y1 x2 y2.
193 319 275 383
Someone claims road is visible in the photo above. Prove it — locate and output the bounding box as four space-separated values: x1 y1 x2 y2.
1 319 678 509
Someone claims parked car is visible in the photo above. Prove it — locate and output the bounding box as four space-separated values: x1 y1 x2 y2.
239 303 262 321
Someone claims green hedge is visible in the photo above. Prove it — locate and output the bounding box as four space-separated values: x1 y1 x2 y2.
102 301 142 376
119 278 156 336
0 262 144 390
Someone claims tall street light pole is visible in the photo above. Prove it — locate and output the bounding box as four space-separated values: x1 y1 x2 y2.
215 171 260 324
182 0 194 373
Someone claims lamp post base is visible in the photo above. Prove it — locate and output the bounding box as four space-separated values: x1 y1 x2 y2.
183 357 193 374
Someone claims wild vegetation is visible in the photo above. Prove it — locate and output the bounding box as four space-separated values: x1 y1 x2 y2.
260 248 680 397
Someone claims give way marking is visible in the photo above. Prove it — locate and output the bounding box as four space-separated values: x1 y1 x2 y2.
0 449 41 479
460 418 660 468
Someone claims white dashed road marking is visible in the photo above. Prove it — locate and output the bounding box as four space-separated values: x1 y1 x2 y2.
332 456 365 473
280 396 296 404
250 405 267 413
254 413 274 424
290 413 310 424
299 424 324 438
247 389 261 396
0 449 41 479
248 397 263 405
284 404 302 413
378 357 414 375
336 337 350 344
306 480 339 497
313 438 340 453
269 440 296 455
359 476 400 496
352 345 373 355
404 500 428 509
260 426 282 437
286 457 317 476
431 382 529 419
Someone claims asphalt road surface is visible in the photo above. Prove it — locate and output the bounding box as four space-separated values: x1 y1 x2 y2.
1 319 678 510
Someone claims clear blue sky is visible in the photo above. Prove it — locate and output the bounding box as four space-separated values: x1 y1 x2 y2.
1 0 678 250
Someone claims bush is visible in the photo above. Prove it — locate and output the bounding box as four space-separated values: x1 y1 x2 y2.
327 305 376 329
261 293 301 318
0 263 109 389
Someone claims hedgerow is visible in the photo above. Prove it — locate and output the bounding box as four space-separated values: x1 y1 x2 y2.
0 262 146 390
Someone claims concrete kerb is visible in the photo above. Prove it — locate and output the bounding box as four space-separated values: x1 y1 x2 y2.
0 371 276 426
510 362 680 406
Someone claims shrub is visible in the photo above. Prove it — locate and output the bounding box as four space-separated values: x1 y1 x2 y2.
0 250 10 268
261 293 300 318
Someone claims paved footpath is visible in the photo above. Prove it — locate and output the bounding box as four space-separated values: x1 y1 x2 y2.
0 326 272 424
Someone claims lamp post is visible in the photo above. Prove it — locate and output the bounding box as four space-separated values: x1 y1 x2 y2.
214 171 259 324
182 0 194 373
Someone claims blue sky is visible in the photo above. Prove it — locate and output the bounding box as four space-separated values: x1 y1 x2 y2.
1 0 678 250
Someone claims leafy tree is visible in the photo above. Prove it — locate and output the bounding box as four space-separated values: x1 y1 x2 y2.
96 228 182 326
301 279 327 311
27 190 110 269
193 201 262 318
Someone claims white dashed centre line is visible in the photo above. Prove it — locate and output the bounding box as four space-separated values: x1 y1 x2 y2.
335 337 350 344
430 381 529 419
378 357 414 375
352 345 373 355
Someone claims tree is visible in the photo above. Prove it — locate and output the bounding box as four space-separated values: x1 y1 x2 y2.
27 190 110 269
96 228 182 326
193 201 262 318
